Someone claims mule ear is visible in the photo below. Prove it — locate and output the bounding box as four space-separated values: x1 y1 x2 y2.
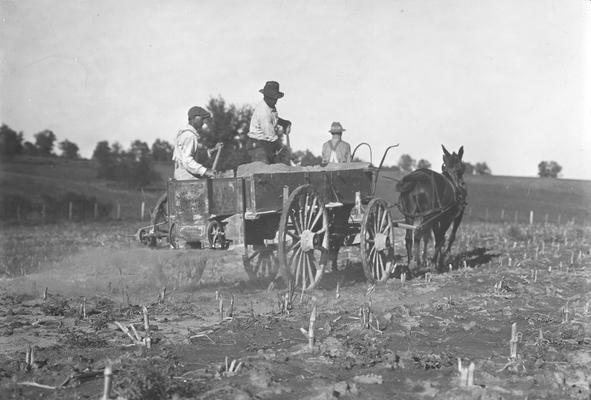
442 145 451 158
458 146 464 159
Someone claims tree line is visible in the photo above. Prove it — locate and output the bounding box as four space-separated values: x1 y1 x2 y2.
392 154 492 175
1 96 565 186
0 125 80 159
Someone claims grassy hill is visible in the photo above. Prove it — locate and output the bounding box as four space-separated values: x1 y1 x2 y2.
1 156 590 225
376 171 591 225
0 156 164 221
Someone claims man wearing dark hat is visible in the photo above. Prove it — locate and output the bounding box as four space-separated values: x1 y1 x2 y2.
321 122 351 164
247 81 292 164
172 106 220 180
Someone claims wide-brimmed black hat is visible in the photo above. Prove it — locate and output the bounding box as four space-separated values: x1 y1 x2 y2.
329 122 346 134
259 81 284 99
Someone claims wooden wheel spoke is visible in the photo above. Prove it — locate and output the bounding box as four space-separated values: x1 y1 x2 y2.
299 250 306 287
310 206 323 230
289 210 303 234
306 196 318 228
315 226 327 235
304 193 312 226
305 252 314 288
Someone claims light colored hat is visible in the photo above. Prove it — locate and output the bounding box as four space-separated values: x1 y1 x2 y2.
329 122 346 134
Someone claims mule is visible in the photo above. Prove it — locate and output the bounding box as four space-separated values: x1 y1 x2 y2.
396 145 467 271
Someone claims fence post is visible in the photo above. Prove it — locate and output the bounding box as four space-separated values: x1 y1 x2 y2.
68 202 73 220
116 203 121 220
529 210 534 225
141 201 146 221
514 210 518 223
94 203 99 220
557 214 561 225
500 209 505 222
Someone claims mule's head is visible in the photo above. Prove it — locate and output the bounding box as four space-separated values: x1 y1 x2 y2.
441 145 465 189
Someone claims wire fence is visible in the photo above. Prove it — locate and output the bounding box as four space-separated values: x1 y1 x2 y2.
0 199 156 224
2 199 588 228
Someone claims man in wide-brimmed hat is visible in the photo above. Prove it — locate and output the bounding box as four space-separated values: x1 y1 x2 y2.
247 81 292 164
321 122 351 164
172 106 221 180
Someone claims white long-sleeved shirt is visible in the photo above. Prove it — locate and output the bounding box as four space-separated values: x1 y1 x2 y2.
247 101 279 142
172 124 208 179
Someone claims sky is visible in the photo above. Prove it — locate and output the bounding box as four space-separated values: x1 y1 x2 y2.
1 0 590 179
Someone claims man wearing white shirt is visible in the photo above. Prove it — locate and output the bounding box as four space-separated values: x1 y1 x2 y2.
247 81 291 164
172 106 221 180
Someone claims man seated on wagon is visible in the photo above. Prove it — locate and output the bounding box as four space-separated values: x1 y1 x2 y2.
321 121 352 164
247 81 292 165
172 106 222 180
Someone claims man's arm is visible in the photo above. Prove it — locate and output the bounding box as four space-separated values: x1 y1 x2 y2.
343 142 352 162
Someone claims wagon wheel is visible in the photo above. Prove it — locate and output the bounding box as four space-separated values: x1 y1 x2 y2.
149 192 169 248
243 244 279 283
207 220 229 249
278 185 329 291
360 198 395 283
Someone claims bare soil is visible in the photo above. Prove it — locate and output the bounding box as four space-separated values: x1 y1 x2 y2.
0 222 590 399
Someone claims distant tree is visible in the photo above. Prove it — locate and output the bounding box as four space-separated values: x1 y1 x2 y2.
549 162 562 177
129 140 151 162
398 154 416 172
475 162 491 175
206 96 253 144
204 96 253 171
151 139 173 162
92 141 113 179
92 140 159 188
417 159 431 169
464 162 475 175
0 124 24 158
293 150 322 166
111 142 123 156
22 141 38 156
34 130 57 157
382 164 401 172
58 139 80 159
538 160 562 178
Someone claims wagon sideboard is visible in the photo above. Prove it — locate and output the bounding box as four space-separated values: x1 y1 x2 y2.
167 166 375 245
243 167 374 216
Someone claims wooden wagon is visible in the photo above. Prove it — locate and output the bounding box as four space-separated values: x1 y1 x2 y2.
136 147 400 290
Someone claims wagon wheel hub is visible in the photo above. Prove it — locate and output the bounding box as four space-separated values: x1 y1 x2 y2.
300 230 315 252
374 232 389 252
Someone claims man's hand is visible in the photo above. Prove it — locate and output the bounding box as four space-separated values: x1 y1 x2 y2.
203 169 216 178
